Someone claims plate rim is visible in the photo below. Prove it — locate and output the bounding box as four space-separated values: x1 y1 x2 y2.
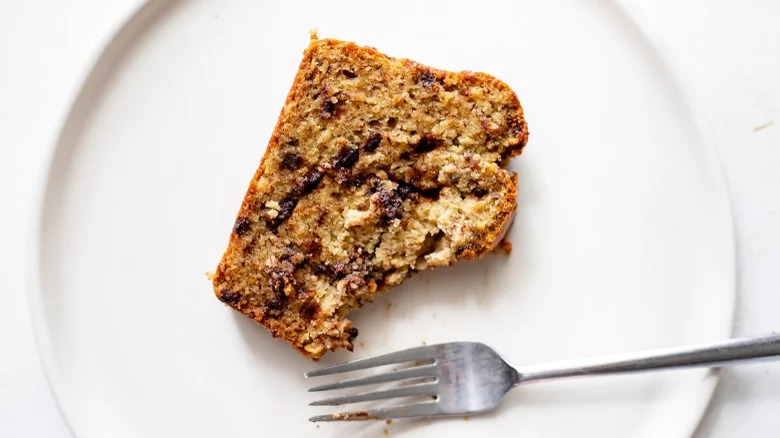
612 1 737 434
26 1 737 437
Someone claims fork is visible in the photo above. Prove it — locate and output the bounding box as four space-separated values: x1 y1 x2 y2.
305 333 780 422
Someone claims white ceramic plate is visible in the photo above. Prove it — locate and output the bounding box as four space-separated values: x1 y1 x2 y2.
30 0 735 437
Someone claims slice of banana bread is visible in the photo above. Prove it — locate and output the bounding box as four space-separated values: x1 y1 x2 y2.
212 34 529 360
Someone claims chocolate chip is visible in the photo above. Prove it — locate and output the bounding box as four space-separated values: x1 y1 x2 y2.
455 244 474 256
276 198 297 222
269 273 285 295
472 187 488 198
322 100 337 118
302 236 322 255
364 133 382 152
345 174 368 188
334 146 359 169
387 117 398 128
395 181 416 199
394 180 435 201
310 262 331 278
342 69 357 79
263 294 287 316
267 197 298 229
413 135 442 153
218 289 241 304
300 299 320 320
296 167 323 196
419 70 438 89
419 187 441 200
375 189 403 225
242 237 257 255
347 327 359 342
508 116 524 137
321 93 346 119
269 258 307 300
233 217 252 236
280 152 303 171
269 262 294 294
336 171 370 188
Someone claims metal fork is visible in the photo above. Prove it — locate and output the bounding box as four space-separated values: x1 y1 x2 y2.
305 333 780 422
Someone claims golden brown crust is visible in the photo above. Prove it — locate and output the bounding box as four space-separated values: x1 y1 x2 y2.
486 173 518 253
213 35 528 360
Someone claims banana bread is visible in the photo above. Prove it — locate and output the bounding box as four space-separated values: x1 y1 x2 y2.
212 34 529 360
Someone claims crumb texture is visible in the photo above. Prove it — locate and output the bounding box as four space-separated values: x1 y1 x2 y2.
212 36 528 359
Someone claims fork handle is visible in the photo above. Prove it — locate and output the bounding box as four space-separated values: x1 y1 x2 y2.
516 333 780 384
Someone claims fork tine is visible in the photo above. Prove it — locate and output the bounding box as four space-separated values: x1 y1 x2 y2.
304 345 437 377
309 382 437 406
308 364 437 392
308 401 442 422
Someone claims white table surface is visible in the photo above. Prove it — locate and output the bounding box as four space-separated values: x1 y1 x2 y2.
1 1 778 436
